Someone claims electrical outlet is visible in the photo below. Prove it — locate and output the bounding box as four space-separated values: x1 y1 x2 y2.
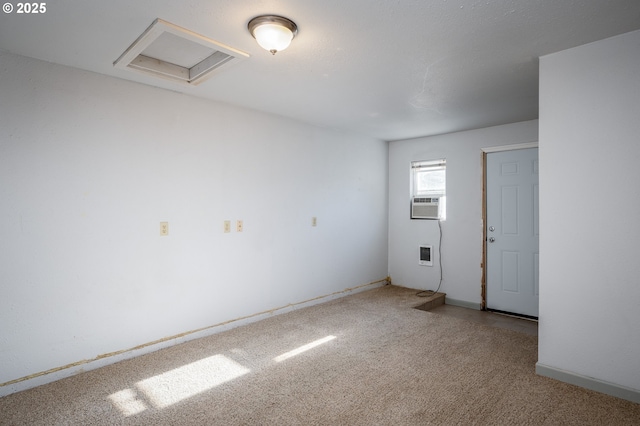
160 222 169 236
312 217 317 227
223 220 231 233
236 220 243 232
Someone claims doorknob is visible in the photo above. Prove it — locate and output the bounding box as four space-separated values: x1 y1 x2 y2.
489 226 495 232
488 237 495 243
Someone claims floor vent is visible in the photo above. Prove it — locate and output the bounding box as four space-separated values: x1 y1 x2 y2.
114 19 249 85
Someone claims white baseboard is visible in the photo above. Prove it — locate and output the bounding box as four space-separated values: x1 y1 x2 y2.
445 298 481 310
536 363 640 404
0 279 386 397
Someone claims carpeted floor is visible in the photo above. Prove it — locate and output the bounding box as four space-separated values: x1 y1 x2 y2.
1 285 639 425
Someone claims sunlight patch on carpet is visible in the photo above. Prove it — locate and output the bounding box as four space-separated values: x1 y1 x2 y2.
136 354 250 409
109 354 251 415
108 388 149 417
274 335 336 363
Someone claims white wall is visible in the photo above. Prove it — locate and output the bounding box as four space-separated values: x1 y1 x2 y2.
538 30 640 394
0 52 388 393
388 120 538 306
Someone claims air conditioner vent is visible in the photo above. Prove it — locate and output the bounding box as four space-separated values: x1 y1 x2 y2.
114 19 249 85
413 197 438 203
411 196 441 220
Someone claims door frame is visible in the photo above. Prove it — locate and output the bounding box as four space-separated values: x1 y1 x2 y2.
480 142 538 311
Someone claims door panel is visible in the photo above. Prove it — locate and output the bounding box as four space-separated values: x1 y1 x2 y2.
486 148 539 317
501 251 519 292
501 186 519 235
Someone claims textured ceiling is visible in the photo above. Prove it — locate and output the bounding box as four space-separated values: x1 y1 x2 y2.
1 0 639 141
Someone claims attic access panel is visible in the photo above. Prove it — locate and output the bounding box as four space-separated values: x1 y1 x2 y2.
114 19 249 85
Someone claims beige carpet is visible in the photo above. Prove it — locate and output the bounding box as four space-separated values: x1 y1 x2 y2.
1 285 639 425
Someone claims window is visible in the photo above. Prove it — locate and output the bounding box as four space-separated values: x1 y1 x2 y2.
411 159 446 219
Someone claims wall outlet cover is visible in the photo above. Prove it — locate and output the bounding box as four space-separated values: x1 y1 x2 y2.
160 222 169 236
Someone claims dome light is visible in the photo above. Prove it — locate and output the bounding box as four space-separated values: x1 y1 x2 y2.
248 15 298 55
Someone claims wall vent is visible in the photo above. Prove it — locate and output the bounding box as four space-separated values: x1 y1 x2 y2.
411 197 441 220
114 19 249 85
419 244 433 266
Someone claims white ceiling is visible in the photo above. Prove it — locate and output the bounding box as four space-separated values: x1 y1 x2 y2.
1 0 639 141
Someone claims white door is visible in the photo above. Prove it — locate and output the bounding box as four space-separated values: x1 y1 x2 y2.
486 148 539 318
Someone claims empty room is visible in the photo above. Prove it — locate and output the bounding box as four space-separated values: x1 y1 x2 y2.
1 1 639 424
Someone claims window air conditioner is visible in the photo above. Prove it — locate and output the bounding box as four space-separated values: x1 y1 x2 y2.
411 197 440 219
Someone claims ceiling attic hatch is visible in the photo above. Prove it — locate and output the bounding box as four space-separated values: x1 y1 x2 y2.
114 19 249 85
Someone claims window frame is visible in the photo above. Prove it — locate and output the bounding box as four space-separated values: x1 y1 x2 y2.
410 158 447 220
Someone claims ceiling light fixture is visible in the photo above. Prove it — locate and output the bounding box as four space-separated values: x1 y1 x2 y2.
248 15 298 55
